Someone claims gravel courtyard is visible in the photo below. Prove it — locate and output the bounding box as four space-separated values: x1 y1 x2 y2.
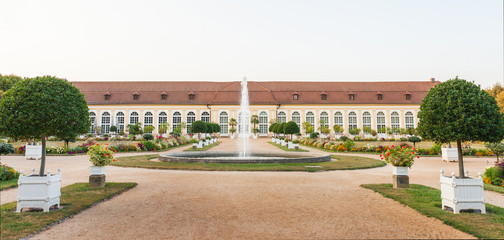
1 138 501 239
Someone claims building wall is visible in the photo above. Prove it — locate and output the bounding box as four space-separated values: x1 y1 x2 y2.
88 104 419 137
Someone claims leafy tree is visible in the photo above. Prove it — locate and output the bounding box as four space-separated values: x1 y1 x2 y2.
495 91 504 113
158 122 169 134
406 128 416 135
276 122 286 136
333 125 344 134
269 123 278 137
229 118 237 128
362 126 372 135
229 127 237 134
408 136 421 148
0 74 23 98
302 121 312 134
486 142 504 164
283 121 300 140
251 115 259 133
318 120 330 135
143 133 154 141
128 122 143 135
349 128 361 136
0 76 89 175
109 125 117 133
371 129 378 137
143 125 155 134
485 82 504 98
417 77 504 177
190 120 207 139
211 123 220 135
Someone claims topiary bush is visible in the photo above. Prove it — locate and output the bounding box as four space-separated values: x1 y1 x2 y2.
141 141 157 151
339 136 349 142
309 132 319 139
0 142 15 156
143 133 154 141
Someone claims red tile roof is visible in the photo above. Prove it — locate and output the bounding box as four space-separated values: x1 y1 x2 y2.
71 80 438 105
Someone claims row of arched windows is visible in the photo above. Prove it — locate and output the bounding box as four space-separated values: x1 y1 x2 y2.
89 110 415 134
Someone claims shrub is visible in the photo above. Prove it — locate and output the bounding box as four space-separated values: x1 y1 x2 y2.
292 140 300 144
141 141 157 151
484 166 504 186
87 144 114 166
349 128 361 135
486 142 504 164
339 136 348 142
0 142 15 155
0 163 19 181
284 121 300 139
309 132 319 139
143 133 154 141
190 139 198 144
143 125 155 134
336 145 347 152
109 125 117 132
343 140 355 150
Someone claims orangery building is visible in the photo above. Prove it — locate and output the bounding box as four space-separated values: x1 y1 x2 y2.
72 78 439 138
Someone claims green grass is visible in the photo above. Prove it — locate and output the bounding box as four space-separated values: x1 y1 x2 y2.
485 183 504 194
267 142 309 152
0 177 19 191
183 141 221 151
110 154 385 171
362 184 504 239
1 182 137 240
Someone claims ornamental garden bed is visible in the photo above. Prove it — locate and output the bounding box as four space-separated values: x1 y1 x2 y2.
0 182 137 240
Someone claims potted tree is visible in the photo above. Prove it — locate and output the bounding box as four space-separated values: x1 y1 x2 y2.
229 118 237 138
190 120 207 140
269 123 278 142
158 122 169 138
284 121 300 149
87 144 114 187
251 115 259 139
0 76 89 212
381 145 418 188
408 136 421 148
417 77 504 214
318 120 330 140
333 125 344 139
362 126 373 138
348 128 361 138
109 125 117 136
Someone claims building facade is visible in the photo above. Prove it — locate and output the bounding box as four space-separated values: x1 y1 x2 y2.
73 79 438 137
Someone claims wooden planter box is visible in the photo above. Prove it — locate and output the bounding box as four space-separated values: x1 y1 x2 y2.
25 144 42 160
442 148 458 162
440 171 486 214
17 169 61 212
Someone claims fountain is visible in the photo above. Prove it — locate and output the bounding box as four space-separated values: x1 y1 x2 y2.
158 77 331 164
238 77 251 157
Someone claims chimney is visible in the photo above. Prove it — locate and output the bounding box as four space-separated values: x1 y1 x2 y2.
430 77 435 83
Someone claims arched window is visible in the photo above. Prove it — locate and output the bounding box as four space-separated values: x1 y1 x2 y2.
348 112 357 130
362 112 371 132
101 112 111 134
172 112 181 132
334 112 343 131
219 112 228 134
158 112 167 129
391 112 400 133
259 111 268 134
377 112 386 133
201 112 210 122
187 112 196 133
320 112 329 128
405 112 414 129
89 112 96 133
292 112 300 128
278 112 286 123
306 112 315 127
116 112 125 132
130 112 139 125
144 112 153 133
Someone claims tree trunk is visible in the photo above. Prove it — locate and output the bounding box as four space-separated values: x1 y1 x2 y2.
457 139 464 178
40 135 46 176
413 142 416 148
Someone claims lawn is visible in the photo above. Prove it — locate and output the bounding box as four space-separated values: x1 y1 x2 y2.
485 183 504 194
362 184 504 239
183 141 221 151
0 177 18 191
110 154 386 171
268 141 309 152
1 182 136 240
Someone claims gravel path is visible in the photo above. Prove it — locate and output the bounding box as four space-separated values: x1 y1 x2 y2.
1 138 498 239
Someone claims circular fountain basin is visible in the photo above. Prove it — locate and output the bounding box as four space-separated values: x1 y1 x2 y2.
158 151 331 164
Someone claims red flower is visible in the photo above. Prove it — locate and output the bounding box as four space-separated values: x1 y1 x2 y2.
416 156 420 158
391 145 395 148
387 152 391 156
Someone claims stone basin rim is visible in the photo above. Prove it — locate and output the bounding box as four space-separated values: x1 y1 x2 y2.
158 151 331 164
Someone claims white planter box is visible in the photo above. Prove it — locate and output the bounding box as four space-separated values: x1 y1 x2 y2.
442 148 458 162
440 171 486 214
90 166 106 175
230 134 235 139
271 137 275 142
393 166 408 176
280 140 287 147
288 142 299 149
204 141 209 146
25 144 42 160
197 141 203 149
253 134 258 139
17 169 62 212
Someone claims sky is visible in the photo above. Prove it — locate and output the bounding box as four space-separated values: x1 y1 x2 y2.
0 0 502 88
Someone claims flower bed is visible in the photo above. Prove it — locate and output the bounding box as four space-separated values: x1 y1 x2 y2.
12 135 191 155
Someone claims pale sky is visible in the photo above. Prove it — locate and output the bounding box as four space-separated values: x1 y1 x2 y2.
0 0 502 88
